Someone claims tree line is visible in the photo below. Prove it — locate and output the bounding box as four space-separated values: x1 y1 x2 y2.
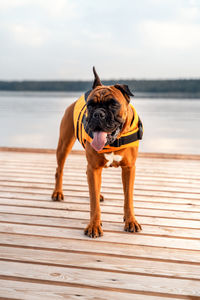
0 79 200 94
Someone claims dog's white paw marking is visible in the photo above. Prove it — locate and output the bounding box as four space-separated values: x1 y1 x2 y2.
104 152 122 167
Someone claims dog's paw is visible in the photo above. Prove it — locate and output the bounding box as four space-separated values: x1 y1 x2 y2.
51 190 64 201
124 217 142 233
100 194 104 202
84 222 103 238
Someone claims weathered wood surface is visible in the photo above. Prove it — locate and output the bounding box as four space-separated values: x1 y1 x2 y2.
0 150 200 300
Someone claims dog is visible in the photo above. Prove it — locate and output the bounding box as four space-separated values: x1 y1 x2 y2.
52 67 143 238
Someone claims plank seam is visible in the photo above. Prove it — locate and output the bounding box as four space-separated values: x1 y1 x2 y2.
1 188 198 201
1 201 200 214
0 243 200 265
1 204 200 221
1 212 200 229
1 183 200 196
0 231 200 252
1 258 200 282
1 220 200 241
2 195 200 207
0 275 197 299
1 213 200 229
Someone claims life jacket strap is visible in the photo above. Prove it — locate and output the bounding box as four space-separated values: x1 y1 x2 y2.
138 117 143 140
108 118 143 148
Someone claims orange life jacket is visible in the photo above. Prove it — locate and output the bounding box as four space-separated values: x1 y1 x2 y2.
73 91 143 153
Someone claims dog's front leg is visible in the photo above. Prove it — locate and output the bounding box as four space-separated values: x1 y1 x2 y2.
122 165 142 232
84 164 103 238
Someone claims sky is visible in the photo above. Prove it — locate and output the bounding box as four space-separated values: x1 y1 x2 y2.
0 0 200 80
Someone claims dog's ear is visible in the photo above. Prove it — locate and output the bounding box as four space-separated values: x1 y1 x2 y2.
92 66 102 89
114 84 134 103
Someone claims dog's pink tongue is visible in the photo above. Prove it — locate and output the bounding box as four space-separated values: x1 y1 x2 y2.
91 131 107 151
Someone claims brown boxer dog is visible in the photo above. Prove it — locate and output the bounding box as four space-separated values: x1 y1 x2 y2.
52 67 143 238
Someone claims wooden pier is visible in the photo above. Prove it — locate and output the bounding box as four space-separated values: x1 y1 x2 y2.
0 149 200 299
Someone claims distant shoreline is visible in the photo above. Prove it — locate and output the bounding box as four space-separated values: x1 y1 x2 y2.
0 79 200 96
1 79 200 98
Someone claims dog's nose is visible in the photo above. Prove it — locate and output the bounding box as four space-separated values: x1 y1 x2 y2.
93 109 106 119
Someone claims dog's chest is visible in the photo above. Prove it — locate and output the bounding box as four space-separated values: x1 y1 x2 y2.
104 152 122 167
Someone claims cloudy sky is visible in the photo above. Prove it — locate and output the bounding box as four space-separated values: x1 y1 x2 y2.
0 0 200 80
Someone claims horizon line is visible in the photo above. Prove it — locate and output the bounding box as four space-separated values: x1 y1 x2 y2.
1 77 200 82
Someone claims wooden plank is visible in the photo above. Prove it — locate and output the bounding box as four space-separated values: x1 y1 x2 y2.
0 159 198 173
1 156 199 170
0 279 177 300
1 260 200 297
1 246 200 280
0 202 200 228
0 183 199 200
3 176 200 195
1 173 200 187
1 190 200 206
1 166 199 181
1 164 199 176
0 177 199 198
1 196 200 212
0 156 199 170
1 223 200 250
1 191 200 209
0 199 200 220
3 170 200 186
1 232 200 264
1 205 200 229
0 194 200 214
1 164 199 178
1 177 200 193
1 198 200 225
1 213 200 239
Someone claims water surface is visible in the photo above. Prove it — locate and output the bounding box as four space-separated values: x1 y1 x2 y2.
0 91 199 154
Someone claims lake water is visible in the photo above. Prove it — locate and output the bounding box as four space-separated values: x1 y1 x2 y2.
0 91 200 154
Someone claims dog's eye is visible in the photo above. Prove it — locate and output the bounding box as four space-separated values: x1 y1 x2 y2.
87 104 92 110
109 103 117 108
87 104 94 111
87 101 96 109
108 100 120 110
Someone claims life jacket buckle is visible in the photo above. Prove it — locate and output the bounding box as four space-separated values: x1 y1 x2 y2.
138 125 143 140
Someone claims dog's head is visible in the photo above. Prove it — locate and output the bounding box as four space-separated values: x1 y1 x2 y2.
86 67 134 151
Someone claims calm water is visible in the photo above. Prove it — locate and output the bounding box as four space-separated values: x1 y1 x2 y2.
0 91 200 154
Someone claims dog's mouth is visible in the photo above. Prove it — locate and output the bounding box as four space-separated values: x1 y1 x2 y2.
91 131 107 152
91 127 121 152
86 98 124 152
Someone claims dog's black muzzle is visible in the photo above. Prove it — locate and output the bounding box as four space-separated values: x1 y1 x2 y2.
93 108 106 120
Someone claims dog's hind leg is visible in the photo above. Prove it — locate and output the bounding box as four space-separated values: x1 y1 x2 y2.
52 102 76 201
